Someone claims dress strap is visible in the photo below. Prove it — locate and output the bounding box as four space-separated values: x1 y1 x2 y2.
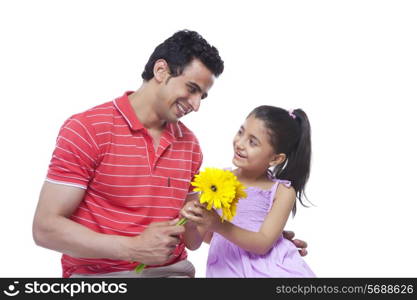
267 179 292 211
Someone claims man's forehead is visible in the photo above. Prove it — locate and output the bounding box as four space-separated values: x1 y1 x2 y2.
183 70 215 91
183 59 214 76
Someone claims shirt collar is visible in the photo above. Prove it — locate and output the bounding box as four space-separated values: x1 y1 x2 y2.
113 91 183 139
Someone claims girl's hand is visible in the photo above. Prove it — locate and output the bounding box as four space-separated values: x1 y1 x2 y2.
180 201 221 232
180 200 204 230
199 205 222 232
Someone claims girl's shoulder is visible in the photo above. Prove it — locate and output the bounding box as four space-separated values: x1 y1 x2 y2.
267 180 296 212
275 181 296 198
272 179 295 198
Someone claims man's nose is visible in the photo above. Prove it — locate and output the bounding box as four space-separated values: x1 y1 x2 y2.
188 95 201 112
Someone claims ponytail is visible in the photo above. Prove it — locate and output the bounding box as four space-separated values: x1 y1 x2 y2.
274 109 311 215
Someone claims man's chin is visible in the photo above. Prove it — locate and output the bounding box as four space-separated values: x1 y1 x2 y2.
166 115 181 123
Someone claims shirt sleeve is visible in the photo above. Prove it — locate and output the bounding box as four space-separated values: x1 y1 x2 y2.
46 114 99 189
188 141 203 194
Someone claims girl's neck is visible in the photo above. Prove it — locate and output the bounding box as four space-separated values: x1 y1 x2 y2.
233 168 270 185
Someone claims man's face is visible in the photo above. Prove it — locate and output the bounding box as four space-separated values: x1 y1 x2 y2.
155 58 215 123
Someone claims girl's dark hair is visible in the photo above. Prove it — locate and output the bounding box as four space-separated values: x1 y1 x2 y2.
141 30 224 81
249 105 312 215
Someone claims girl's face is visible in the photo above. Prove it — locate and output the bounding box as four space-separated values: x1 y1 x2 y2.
232 115 281 173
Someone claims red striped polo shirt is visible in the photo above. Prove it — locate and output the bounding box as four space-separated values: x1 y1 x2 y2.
46 91 203 278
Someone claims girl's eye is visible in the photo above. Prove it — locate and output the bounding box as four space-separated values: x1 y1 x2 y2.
249 139 257 146
188 87 197 93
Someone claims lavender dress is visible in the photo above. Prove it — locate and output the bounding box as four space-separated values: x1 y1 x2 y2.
206 179 315 277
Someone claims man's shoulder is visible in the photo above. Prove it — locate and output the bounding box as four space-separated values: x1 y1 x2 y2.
82 100 117 120
86 100 116 114
59 100 119 148
66 100 117 129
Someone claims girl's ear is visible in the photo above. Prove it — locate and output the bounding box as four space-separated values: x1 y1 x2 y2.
270 153 286 167
153 59 170 83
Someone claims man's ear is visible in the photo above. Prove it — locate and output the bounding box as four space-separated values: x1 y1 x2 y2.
269 153 286 167
153 59 170 83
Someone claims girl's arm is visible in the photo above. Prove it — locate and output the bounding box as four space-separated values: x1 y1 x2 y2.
180 193 209 250
213 184 296 255
203 231 213 244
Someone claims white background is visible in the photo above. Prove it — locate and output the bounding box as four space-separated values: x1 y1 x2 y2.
1 0 416 277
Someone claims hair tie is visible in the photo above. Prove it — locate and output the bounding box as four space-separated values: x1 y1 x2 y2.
288 109 296 119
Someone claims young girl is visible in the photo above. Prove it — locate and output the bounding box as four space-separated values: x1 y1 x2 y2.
181 105 315 277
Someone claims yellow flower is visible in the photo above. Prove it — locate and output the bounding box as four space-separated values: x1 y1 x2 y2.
191 168 247 222
222 181 246 221
234 180 247 202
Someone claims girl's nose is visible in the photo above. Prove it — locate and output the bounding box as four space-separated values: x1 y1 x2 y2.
235 139 245 150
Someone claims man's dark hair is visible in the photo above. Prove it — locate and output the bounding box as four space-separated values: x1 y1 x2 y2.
141 30 224 81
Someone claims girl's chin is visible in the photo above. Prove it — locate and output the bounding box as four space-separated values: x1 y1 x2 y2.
232 157 245 167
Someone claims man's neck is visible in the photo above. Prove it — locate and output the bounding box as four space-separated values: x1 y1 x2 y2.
128 82 166 131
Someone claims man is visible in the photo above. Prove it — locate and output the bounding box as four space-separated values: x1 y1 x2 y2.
33 30 307 278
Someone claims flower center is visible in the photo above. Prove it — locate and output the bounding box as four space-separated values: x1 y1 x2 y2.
210 185 217 192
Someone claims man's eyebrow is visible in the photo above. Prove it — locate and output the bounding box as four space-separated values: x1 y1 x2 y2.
187 82 208 99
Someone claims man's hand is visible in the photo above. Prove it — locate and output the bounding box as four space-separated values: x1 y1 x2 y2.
126 219 185 265
282 230 308 256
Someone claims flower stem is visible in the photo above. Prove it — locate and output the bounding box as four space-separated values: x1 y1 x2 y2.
176 217 188 226
134 263 146 273
134 217 188 273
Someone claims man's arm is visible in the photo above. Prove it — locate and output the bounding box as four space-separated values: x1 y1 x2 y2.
33 181 128 260
33 181 184 265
